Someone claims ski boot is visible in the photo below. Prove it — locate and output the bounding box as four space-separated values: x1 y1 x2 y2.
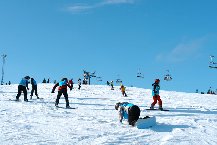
150 105 154 110
158 106 163 111
24 99 28 102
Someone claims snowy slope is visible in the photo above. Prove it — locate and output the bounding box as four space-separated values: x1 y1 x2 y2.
1 84 217 145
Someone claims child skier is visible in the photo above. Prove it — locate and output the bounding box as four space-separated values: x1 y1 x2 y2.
16 76 30 101
115 102 140 126
120 84 127 97
30 78 39 99
150 79 163 110
51 78 72 108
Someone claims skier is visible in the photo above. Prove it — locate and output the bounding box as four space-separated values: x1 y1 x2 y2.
51 78 72 108
30 78 39 99
115 102 140 126
150 79 163 110
16 76 30 101
111 81 114 90
78 78 81 90
120 84 127 97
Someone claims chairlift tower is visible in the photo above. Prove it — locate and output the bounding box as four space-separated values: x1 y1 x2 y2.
1 54 7 85
83 70 96 85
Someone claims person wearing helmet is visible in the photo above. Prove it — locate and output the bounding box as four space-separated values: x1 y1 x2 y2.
30 78 39 99
115 102 140 126
120 84 127 97
15 76 30 101
51 78 72 108
150 79 163 110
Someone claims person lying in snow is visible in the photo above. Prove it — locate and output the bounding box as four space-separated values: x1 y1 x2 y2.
115 102 140 126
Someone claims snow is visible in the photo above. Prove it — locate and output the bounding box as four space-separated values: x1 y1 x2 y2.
1 84 217 145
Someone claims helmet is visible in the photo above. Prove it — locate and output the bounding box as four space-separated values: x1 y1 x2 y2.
61 78 68 82
25 76 30 80
115 102 121 110
155 79 160 83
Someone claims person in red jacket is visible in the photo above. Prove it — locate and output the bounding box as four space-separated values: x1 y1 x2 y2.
51 78 72 108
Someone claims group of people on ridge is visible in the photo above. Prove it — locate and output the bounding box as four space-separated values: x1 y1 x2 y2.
15 76 163 126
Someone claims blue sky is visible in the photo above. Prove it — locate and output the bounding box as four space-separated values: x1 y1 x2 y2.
0 0 217 93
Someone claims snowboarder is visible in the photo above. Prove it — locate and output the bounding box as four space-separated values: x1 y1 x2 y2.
51 78 72 108
115 102 140 126
16 76 30 101
30 78 39 99
111 81 114 90
78 78 81 90
106 81 110 86
150 79 163 110
120 84 127 97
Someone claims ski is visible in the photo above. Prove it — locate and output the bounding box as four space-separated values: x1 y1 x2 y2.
146 108 169 111
8 99 34 103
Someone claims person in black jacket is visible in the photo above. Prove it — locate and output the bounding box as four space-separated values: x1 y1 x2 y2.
30 78 39 99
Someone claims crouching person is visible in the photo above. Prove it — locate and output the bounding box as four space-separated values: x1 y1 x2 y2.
51 78 72 108
115 102 140 126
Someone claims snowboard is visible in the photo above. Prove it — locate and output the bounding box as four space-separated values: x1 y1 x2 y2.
135 116 156 129
146 108 169 111
55 106 77 109
8 99 34 103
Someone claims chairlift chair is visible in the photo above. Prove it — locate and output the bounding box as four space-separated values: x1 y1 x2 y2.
116 79 122 84
209 55 217 69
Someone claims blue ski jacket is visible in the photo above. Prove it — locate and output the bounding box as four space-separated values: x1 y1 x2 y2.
152 83 160 96
119 102 134 119
19 78 29 88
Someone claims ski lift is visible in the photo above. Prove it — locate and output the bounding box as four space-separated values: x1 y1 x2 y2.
137 68 144 78
116 79 122 84
116 74 123 84
164 70 172 81
209 55 217 69
96 77 102 82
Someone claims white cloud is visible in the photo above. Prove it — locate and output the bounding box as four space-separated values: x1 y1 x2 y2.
156 38 206 63
65 0 136 13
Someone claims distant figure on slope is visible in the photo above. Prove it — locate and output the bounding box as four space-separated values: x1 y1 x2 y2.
78 78 81 90
30 78 39 99
51 78 72 108
106 81 110 86
120 84 127 97
110 81 114 90
16 76 30 101
150 79 163 110
69 78 74 89
115 102 140 126
42 78 46 83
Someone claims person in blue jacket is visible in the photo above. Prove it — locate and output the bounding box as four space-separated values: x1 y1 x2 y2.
150 79 163 110
16 76 30 101
51 78 72 108
30 78 39 99
115 102 140 126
